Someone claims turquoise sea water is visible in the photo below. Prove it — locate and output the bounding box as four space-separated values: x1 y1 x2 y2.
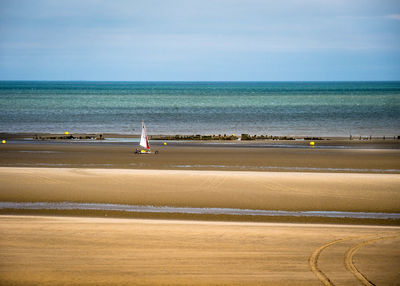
0 81 399 136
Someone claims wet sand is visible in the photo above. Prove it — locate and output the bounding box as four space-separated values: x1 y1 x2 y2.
0 215 399 286
1 141 400 172
1 167 399 215
3 202 399 219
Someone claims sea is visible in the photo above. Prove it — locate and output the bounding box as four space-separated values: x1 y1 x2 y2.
0 81 399 137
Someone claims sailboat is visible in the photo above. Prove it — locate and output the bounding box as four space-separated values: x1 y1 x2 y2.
136 120 152 154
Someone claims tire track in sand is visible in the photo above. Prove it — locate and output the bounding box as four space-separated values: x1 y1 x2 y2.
344 234 400 286
309 237 354 286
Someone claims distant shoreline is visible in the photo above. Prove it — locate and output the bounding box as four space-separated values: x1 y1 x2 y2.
1 132 399 142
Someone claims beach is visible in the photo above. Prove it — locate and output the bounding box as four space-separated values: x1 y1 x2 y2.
0 139 400 285
1 139 400 172
0 167 400 214
1 2 400 284
0 216 399 286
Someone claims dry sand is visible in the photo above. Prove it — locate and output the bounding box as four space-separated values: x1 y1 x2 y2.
0 167 399 215
0 215 399 286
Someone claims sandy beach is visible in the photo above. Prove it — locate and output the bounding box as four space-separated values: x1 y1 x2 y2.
0 167 399 214
1 141 400 285
1 141 400 172
0 141 400 221
0 215 399 286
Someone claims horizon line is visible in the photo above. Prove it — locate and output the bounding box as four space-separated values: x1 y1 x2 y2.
1 80 400 83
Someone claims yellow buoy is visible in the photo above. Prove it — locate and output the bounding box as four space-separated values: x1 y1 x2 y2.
232 133 235 137
309 141 315 146
163 142 167 146
2 140 5 144
64 131 69 135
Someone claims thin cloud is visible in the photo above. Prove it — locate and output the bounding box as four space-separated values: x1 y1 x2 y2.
1 0 400 80
386 14 400 20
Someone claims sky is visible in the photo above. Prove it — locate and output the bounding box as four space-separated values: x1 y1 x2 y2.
0 0 399 81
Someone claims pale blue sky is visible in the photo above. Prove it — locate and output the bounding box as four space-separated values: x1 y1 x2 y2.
0 0 399 80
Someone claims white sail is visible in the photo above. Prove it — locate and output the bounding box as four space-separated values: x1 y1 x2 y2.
139 120 150 149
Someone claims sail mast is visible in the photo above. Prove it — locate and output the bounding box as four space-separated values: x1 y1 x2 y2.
140 120 150 149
